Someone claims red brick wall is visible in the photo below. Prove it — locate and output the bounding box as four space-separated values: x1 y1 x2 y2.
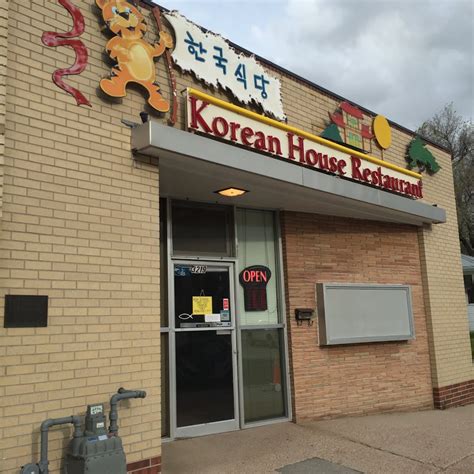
433 380 474 409
281 212 433 422
127 456 161 474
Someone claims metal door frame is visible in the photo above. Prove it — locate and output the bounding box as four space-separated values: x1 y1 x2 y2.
170 259 240 438
233 209 292 430
163 198 292 440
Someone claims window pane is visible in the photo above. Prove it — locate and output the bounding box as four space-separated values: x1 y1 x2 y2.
242 329 285 423
172 201 234 256
174 265 232 329
464 274 474 304
160 198 168 327
347 116 358 129
161 333 170 437
237 209 279 325
348 131 361 148
176 331 234 427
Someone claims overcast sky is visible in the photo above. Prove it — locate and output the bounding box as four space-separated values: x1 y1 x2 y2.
156 0 473 131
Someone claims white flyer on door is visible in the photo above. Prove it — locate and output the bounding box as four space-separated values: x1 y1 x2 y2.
205 313 221 323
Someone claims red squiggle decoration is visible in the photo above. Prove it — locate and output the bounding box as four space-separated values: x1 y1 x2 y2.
41 0 91 107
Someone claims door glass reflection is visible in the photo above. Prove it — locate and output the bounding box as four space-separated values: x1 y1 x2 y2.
242 329 285 423
161 334 170 437
174 265 232 328
176 331 234 427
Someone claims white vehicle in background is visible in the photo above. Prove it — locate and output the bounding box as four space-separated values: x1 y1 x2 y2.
461 255 474 341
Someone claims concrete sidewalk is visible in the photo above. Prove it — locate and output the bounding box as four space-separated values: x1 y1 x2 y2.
162 405 473 473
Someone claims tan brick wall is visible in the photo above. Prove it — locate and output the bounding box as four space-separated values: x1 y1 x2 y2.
418 176 473 388
0 0 8 222
381 129 472 390
281 213 433 421
0 1 164 471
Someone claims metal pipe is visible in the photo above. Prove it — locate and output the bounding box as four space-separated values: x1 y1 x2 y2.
109 387 146 435
38 416 81 474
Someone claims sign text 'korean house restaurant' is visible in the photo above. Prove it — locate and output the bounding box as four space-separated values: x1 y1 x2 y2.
186 90 424 199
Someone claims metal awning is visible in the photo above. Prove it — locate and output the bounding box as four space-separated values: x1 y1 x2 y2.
132 121 446 226
462 254 474 274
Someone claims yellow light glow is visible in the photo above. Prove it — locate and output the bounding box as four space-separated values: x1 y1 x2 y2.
215 187 248 197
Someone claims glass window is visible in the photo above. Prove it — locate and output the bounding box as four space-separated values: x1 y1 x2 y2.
347 131 362 148
176 331 234 427
161 333 170 437
172 201 234 257
237 209 279 325
173 264 232 329
241 329 285 423
160 198 168 327
464 274 474 304
347 116 359 129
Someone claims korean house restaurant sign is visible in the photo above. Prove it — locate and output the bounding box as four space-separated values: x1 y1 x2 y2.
186 89 423 199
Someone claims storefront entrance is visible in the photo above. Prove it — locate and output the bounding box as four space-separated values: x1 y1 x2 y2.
161 200 291 439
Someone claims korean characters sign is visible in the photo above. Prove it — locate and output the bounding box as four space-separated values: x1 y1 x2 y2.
164 11 285 121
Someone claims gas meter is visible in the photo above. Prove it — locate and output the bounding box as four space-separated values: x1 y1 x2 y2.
64 403 126 474
20 388 146 474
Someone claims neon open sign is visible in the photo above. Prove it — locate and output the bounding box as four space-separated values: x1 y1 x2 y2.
239 266 272 312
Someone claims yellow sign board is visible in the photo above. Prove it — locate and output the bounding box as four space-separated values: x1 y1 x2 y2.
192 296 212 315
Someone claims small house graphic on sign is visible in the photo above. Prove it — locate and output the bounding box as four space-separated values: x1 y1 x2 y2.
322 102 374 153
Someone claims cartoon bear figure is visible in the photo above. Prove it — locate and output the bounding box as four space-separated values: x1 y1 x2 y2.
96 0 173 112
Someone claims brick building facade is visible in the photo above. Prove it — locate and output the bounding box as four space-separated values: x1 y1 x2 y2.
0 1 472 473
282 214 434 421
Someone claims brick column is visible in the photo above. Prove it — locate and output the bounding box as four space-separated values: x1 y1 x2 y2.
417 143 474 408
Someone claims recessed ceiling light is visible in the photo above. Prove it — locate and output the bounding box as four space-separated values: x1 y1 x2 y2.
215 187 248 197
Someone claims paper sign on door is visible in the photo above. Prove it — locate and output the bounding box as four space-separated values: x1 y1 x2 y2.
205 313 221 323
192 296 212 315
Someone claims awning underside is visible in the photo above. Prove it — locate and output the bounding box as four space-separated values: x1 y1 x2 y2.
132 122 446 226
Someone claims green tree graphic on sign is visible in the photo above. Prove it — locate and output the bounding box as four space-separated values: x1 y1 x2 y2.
406 137 441 174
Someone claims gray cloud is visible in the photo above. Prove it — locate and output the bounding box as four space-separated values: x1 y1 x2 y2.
255 0 473 128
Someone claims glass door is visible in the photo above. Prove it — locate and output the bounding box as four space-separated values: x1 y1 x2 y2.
172 261 239 437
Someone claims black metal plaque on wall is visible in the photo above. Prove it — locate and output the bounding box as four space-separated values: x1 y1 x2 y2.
4 295 48 328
